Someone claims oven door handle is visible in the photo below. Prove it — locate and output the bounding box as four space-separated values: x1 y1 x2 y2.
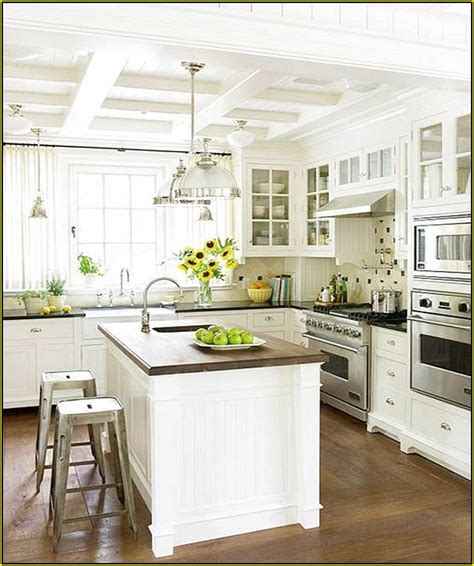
302 333 364 354
408 315 471 332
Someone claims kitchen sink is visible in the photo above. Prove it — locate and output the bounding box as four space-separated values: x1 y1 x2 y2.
153 324 211 333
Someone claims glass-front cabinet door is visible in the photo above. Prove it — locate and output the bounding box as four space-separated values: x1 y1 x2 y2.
248 167 292 253
304 163 334 256
413 111 471 206
336 153 361 187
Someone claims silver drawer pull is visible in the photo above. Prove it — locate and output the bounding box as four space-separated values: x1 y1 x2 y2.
440 422 451 431
299 317 305 323
387 370 396 377
264 316 273 322
299 341 306 347
30 327 42 333
385 398 395 406
387 339 396 345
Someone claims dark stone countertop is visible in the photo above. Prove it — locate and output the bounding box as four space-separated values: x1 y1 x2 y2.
3 308 86 320
174 300 315 313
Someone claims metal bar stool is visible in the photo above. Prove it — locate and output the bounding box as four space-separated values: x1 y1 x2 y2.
35 370 105 492
49 396 137 552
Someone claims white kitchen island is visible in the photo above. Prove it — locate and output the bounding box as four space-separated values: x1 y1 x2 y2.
99 319 325 558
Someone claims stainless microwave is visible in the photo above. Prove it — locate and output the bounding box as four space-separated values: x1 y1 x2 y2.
414 215 471 281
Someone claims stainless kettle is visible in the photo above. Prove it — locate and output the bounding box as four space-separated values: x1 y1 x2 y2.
371 288 402 314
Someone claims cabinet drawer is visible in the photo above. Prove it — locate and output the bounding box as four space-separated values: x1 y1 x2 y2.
411 398 470 453
180 312 249 329
375 328 407 357
4 319 74 341
374 355 407 392
262 330 286 340
293 310 307 330
251 311 285 328
373 386 406 425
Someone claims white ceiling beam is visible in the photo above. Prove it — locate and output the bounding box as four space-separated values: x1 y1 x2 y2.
199 124 267 140
90 116 172 134
4 90 70 108
4 64 77 84
115 73 220 95
61 51 128 136
194 70 283 134
226 108 299 123
255 88 341 106
102 98 189 115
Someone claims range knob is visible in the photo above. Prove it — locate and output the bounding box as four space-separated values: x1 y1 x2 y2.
317 321 324 328
335 325 343 333
419 298 432 308
350 329 361 338
325 322 334 331
458 302 470 313
343 328 351 335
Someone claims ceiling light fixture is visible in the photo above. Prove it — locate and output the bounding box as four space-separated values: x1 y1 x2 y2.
227 120 255 148
4 104 33 135
174 62 240 201
29 128 48 219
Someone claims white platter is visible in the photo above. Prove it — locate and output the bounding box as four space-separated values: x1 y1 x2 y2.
190 336 267 351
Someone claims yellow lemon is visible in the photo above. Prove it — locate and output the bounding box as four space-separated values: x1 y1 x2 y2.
62 305 72 313
49 305 57 313
41 306 51 315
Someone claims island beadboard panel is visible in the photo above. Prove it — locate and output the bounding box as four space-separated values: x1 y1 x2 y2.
105 338 322 558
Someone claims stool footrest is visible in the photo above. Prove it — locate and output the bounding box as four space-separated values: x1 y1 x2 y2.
44 459 98 470
62 510 126 524
66 483 117 494
46 441 92 450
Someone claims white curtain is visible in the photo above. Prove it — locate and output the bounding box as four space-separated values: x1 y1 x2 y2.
159 154 238 283
3 146 68 290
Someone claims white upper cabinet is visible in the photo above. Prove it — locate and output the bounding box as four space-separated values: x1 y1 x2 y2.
335 143 396 191
302 162 335 257
412 109 471 209
244 165 296 256
395 134 410 260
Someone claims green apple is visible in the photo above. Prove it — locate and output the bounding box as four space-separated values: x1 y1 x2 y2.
208 325 225 334
213 331 229 346
228 333 242 345
195 328 207 341
227 327 242 336
241 331 254 345
202 330 215 344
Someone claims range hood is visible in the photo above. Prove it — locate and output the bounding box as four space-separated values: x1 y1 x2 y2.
315 189 395 218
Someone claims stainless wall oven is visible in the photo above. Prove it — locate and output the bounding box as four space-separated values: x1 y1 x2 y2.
409 291 471 409
414 214 471 282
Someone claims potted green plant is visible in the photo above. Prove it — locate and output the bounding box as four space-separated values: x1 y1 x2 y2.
46 274 67 309
77 253 105 288
16 290 47 315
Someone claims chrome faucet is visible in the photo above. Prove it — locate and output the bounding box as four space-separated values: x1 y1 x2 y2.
141 277 183 333
119 267 130 296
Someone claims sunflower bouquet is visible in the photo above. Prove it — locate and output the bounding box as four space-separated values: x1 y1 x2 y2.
176 237 239 283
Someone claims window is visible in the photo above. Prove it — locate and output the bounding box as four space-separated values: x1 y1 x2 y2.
71 164 236 288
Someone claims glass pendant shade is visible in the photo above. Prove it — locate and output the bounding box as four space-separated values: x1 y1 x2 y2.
227 120 255 148
4 105 33 135
153 175 180 206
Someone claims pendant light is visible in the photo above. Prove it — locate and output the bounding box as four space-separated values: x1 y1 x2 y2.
29 128 48 219
173 62 241 201
227 120 255 148
4 104 33 135
153 159 186 206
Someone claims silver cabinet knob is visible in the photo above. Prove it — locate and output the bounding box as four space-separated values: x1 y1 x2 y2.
385 398 395 406
299 317 305 323
440 422 451 431
387 370 396 377
440 185 453 192
264 316 273 322
30 327 42 333
387 339 396 346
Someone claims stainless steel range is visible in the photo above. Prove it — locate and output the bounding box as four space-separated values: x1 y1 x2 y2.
304 305 405 421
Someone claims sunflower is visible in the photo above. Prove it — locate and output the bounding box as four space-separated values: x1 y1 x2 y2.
194 248 207 261
183 245 193 256
204 239 218 252
221 246 233 260
185 255 201 269
225 258 238 270
177 263 188 273
198 269 213 282
207 259 218 271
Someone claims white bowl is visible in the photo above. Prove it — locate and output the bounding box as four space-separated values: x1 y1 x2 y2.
258 182 286 194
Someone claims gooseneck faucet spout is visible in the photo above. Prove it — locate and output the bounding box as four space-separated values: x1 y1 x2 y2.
141 277 184 333
119 267 130 297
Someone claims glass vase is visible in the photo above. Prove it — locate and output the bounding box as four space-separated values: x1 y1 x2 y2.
197 281 212 307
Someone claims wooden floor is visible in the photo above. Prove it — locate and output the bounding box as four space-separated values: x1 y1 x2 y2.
2 404 471 564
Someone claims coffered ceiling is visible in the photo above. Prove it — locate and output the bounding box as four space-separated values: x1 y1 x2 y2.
3 2 470 148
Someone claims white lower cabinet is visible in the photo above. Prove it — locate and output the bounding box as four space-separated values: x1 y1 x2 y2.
3 344 37 405
368 326 471 478
81 343 107 394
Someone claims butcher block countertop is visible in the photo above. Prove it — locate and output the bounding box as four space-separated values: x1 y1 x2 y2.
99 318 327 376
